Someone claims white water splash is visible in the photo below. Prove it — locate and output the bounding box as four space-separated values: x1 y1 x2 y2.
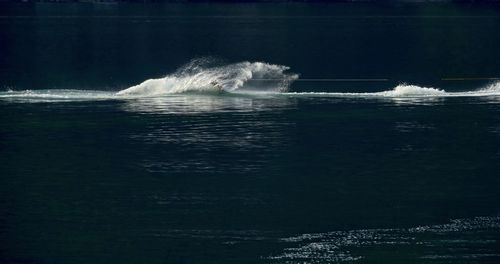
376 84 446 97
1 59 500 103
116 60 299 96
285 81 500 98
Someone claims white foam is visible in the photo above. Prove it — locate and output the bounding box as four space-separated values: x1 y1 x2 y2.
284 81 500 98
2 64 500 103
376 84 446 97
479 81 500 93
116 61 299 96
0 89 117 102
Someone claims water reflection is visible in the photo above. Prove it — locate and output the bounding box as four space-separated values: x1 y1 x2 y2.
386 96 446 106
394 121 435 133
388 96 500 106
282 92 449 106
132 116 292 174
121 94 295 115
124 95 295 174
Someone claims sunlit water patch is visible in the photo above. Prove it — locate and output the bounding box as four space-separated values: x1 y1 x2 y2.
120 94 295 115
267 216 500 263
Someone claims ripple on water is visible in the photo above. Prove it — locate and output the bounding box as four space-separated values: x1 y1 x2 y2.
267 216 500 263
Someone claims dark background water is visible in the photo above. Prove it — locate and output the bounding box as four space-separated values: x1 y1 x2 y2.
1 2 500 264
1 3 500 91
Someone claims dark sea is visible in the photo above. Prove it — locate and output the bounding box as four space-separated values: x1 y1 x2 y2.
1 2 500 264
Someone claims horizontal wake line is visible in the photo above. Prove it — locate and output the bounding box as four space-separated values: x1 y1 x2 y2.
442 78 500 81
253 78 500 82
0 16 497 19
252 78 389 82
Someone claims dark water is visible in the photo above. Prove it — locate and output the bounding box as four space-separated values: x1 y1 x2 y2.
1 3 500 264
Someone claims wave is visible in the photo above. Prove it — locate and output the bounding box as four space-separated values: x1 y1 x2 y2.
116 59 299 96
3 82 500 102
377 84 446 96
284 82 500 98
1 57 500 102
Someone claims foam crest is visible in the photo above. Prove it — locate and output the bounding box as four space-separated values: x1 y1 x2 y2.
376 84 446 97
285 81 500 99
116 60 298 96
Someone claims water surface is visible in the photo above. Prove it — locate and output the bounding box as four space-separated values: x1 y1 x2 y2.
1 2 500 264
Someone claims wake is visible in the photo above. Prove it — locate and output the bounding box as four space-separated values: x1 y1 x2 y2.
1 58 500 101
116 59 299 96
284 82 500 98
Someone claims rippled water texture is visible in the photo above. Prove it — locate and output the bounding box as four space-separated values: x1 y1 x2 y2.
1 2 500 264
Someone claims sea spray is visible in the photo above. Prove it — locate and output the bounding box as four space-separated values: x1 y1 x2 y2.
480 80 500 93
2 64 500 102
116 60 299 96
376 84 446 97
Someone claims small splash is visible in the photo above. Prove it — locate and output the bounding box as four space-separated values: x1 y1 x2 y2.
480 80 500 93
2 85 15 93
377 83 446 97
284 81 500 99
